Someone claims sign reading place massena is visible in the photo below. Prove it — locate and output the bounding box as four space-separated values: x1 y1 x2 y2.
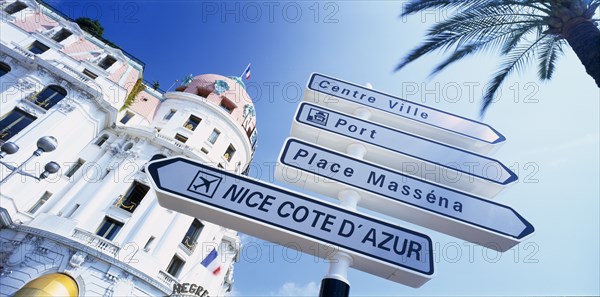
146 157 434 288
277 139 534 252
305 73 505 154
292 103 517 198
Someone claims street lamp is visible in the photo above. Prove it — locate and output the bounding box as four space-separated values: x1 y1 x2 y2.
0 136 61 185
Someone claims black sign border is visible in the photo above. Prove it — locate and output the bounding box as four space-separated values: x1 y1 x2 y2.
308 73 506 144
295 102 518 184
148 158 435 276
280 139 535 239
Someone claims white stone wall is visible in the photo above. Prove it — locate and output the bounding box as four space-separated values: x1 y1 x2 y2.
1 1 247 295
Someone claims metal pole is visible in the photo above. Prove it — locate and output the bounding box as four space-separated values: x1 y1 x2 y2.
319 131 369 297
0 152 37 185
319 189 360 297
319 89 373 297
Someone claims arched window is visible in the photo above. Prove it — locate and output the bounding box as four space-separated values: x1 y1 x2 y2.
31 85 67 110
0 62 10 77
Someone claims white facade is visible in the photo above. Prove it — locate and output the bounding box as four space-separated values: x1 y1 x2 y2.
0 1 257 296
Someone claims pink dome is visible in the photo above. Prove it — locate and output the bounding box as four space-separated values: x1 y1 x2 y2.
177 74 257 137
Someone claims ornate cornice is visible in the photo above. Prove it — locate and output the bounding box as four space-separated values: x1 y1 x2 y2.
8 225 173 294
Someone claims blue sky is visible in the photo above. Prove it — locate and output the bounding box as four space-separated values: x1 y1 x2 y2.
48 1 600 295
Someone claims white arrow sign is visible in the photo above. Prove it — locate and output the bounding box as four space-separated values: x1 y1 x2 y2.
304 73 505 154
147 157 434 288
276 139 534 252
292 103 517 198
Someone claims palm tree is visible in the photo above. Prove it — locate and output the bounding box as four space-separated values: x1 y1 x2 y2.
395 0 600 115
75 17 104 37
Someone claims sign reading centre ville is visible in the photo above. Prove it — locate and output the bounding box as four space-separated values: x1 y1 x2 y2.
276 139 535 252
304 73 505 154
292 103 517 198
147 157 434 288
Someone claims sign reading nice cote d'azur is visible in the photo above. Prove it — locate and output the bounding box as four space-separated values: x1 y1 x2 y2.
147 158 434 288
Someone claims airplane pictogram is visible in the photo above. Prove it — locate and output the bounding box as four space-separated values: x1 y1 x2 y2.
187 171 222 198
192 176 219 192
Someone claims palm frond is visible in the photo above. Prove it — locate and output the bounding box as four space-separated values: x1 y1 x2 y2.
401 0 481 16
397 4 545 71
401 0 551 16
395 33 457 71
432 7 544 51
481 35 549 114
537 37 565 80
430 25 537 75
500 25 541 54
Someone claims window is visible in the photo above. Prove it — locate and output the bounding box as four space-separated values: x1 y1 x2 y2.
27 191 52 214
98 55 117 70
224 144 236 162
207 129 220 144
0 108 37 142
166 255 185 277
83 68 98 79
4 1 26 14
200 147 209 154
144 236 156 252
95 134 109 146
31 85 67 110
164 109 176 120
174 133 188 143
52 29 72 42
181 219 204 251
65 159 85 178
115 181 149 213
219 98 236 114
183 115 201 131
217 163 224 169
28 41 50 55
120 111 134 124
0 62 10 77
96 217 123 240
196 86 212 98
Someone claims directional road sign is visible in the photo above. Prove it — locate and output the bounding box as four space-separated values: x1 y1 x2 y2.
147 157 434 288
291 103 517 198
304 73 505 154
276 138 534 252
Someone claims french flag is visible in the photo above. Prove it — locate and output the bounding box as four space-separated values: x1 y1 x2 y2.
201 248 221 275
243 63 251 80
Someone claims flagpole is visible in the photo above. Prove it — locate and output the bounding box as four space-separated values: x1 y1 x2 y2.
166 80 179 92
241 63 251 79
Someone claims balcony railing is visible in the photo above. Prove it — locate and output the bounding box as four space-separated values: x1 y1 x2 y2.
114 195 138 213
71 228 120 257
59 63 92 84
181 236 197 253
11 43 35 59
157 270 178 287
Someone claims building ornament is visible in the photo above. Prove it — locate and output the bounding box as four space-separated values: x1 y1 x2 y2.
15 78 36 91
18 101 41 117
57 98 76 113
36 65 51 78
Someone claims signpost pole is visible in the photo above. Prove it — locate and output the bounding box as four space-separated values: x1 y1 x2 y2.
319 141 367 297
